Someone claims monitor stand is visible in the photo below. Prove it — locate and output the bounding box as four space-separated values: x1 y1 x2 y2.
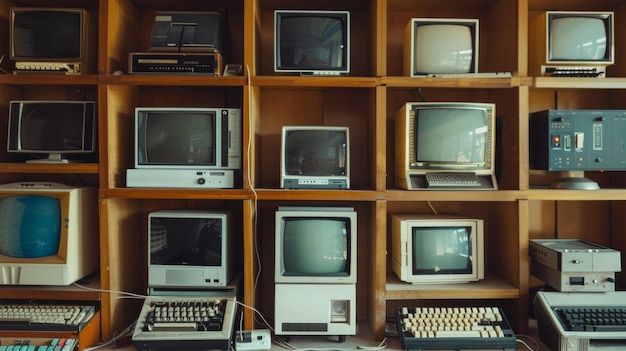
550 171 599 190
26 153 73 164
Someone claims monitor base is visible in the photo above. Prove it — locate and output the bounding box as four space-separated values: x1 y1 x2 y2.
550 177 600 190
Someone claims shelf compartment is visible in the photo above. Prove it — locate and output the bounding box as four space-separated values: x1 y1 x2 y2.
386 274 519 300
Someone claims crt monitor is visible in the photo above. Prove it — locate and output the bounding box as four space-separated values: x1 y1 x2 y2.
148 210 233 288
391 214 485 284
149 11 223 53
404 18 479 76
281 126 350 189
530 11 614 76
127 107 242 188
10 7 94 73
275 206 357 284
0 182 99 285
274 10 350 75
7 100 97 163
133 107 241 170
395 102 497 190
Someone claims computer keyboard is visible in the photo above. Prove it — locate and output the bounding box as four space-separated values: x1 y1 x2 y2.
396 306 518 350
0 338 78 351
544 67 603 77
0 303 97 332
554 306 626 332
534 291 626 351
132 295 237 351
425 172 482 188
14 62 80 74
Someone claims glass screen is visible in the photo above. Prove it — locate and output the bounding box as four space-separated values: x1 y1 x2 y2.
150 217 223 267
412 226 472 275
0 195 61 258
284 129 347 176
12 10 82 59
415 108 487 164
278 15 346 70
550 16 607 61
143 112 216 165
281 217 350 275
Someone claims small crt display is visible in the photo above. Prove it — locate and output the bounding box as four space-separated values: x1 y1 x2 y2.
143 112 216 165
150 216 223 267
415 108 487 164
550 16 608 61
12 9 82 59
412 227 472 275
282 218 349 275
284 129 347 177
0 195 61 258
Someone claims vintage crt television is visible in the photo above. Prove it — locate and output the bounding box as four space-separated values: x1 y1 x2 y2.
391 214 485 284
395 102 497 190
148 210 233 288
404 18 479 76
274 10 350 75
149 11 223 53
274 206 357 337
7 100 97 163
126 107 241 188
0 182 98 285
10 7 95 74
281 126 350 189
529 109 626 190
530 11 614 77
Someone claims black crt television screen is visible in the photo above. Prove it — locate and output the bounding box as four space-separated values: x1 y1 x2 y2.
281 217 351 276
11 102 94 152
150 217 223 267
412 227 472 275
414 108 487 164
276 13 348 71
284 129 347 176
141 112 217 165
12 9 82 59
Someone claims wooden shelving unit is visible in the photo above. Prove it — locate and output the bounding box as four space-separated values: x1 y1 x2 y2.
2 0 626 344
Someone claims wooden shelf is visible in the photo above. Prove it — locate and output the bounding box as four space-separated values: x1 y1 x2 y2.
533 77 626 89
4 0 626 344
386 274 519 301
0 163 99 174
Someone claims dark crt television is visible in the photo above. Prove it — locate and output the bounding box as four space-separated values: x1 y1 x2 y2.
10 7 94 74
0 182 99 285
280 126 350 189
7 101 97 163
274 10 350 75
127 107 242 188
149 11 223 53
404 18 479 76
395 102 497 190
531 11 614 77
148 210 233 288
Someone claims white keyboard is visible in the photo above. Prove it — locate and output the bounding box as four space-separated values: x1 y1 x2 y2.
397 306 517 350
14 62 81 74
